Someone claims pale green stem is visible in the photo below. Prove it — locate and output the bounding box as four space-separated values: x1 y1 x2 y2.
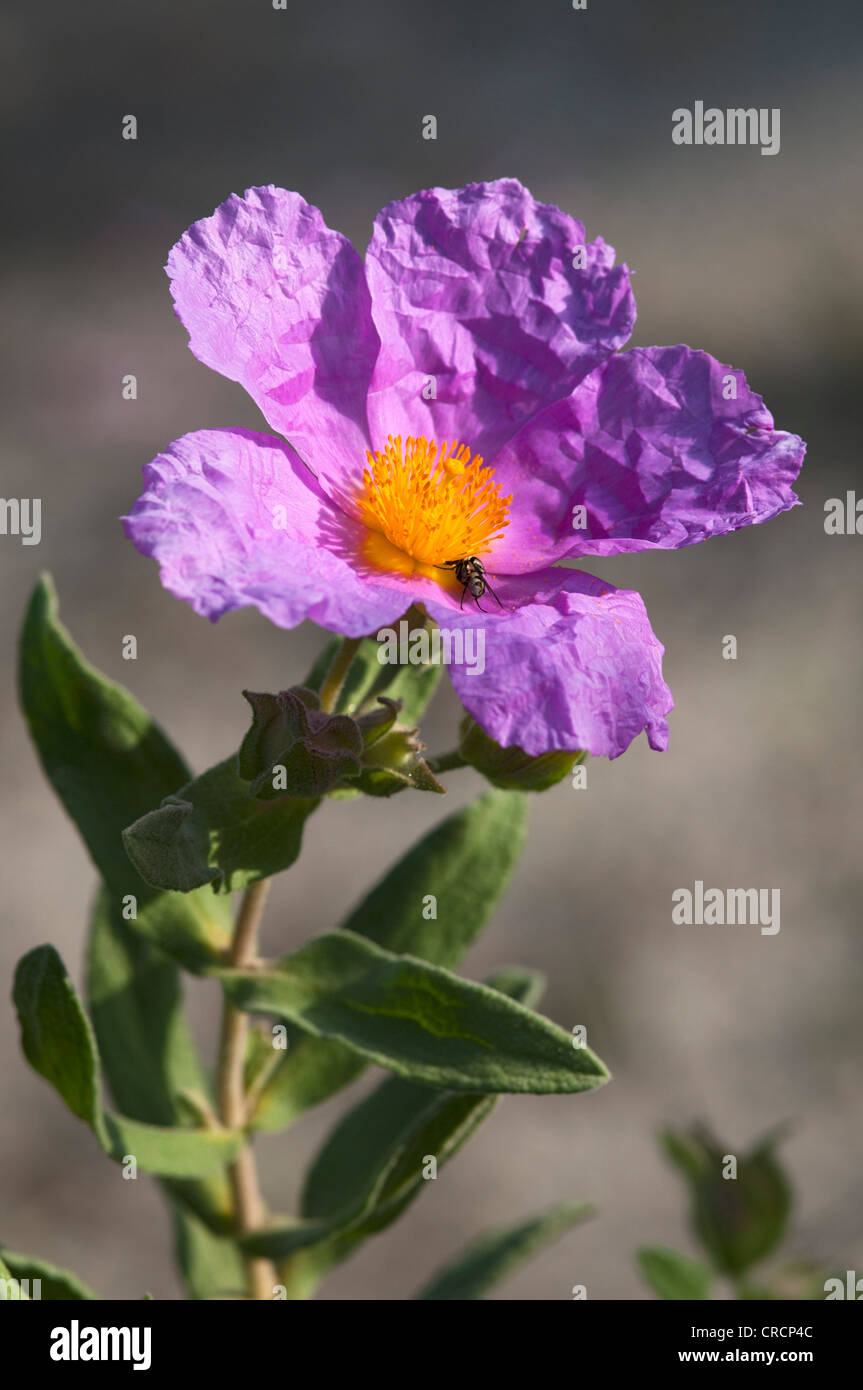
217 877 277 1301
318 636 362 712
426 749 468 775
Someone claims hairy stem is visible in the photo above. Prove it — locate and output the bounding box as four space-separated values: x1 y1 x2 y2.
426 749 468 774
318 635 363 712
217 877 277 1301
357 606 434 715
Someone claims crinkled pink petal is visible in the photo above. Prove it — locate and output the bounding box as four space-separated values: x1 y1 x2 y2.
122 429 405 637
363 179 636 461
166 186 379 493
440 568 673 759
488 345 805 572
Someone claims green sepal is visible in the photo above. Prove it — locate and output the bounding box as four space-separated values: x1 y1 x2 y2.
661 1122 793 1278
350 725 446 796
459 716 586 791
354 696 401 748
238 687 363 798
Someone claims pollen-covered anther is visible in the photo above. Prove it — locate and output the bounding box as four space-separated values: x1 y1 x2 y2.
358 434 511 566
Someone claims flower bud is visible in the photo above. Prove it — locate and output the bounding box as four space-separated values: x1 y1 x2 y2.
458 716 585 791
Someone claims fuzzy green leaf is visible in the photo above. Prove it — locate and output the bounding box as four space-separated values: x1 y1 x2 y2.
86 888 210 1122
87 871 235 1242
18 577 237 1277
339 789 528 966
243 1083 495 1261
18 573 189 895
302 966 543 1227
415 1202 594 1299
0 1248 98 1300
15 943 104 1135
18 575 230 966
249 791 530 1129
103 1114 244 1179
170 1208 247 1301
124 757 319 895
249 1036 366 1133
220 932 607 1095
18 575 230 970
14 945 244 1178
636 1246 713 1300
0 1254 29 1299
245 969 547 1272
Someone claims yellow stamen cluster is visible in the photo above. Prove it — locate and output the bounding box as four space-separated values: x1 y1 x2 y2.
358 435 511 566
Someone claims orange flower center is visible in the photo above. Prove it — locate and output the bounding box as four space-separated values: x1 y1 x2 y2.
358 435 511 569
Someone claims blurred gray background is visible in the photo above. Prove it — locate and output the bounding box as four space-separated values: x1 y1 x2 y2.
1 0 861 1300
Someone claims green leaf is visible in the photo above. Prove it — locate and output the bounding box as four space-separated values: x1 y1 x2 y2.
481 965 546 1011
18 573 188 894
251 969 545 1272
86 888 209 1124
163 1175 235 1238
340 789 528 967
661 1123 793 1278
305 621 443 726
660 1125 706 1183
18 574 230 970
15 942 104 1134
249 1036 366 1133
306 1084 495 1226
414 1202 594 1299
18 577 238 1272
243 1072 495 1263
18 575 230 964
239 688 363 798
103 1114 243 1178
636 1246 713 1300
0 1254 29 1299
123 757 319 895
761 1259 830 1301
14 945 244 1178
122 799 212 894
171 1207 247 1301
87 873 236 1244
220 931 608 1095
248 791 530 1129
0 1248 98 1300
299 968 543 1233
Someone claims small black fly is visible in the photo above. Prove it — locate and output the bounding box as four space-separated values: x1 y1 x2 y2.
439 557 504 612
